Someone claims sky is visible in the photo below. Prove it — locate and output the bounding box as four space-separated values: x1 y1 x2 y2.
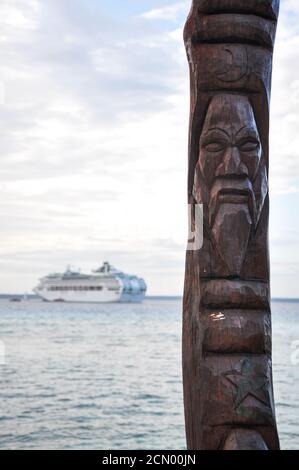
0 0 298 297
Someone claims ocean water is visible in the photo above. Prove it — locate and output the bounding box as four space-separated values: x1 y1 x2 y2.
0 298 298 450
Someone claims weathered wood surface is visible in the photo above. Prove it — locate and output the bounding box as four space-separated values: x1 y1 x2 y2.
183 0 280 450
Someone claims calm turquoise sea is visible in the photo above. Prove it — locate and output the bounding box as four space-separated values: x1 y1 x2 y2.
0 298 298 450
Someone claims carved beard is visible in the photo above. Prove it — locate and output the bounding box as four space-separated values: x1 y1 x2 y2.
212 202 252 276
193 164 268 277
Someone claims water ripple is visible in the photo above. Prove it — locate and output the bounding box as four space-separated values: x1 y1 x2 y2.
0 299 298 449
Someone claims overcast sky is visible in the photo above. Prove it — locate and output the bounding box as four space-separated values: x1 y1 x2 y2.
0 0 298 296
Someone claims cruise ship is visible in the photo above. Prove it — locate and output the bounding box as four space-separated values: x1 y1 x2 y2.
34 262 147 303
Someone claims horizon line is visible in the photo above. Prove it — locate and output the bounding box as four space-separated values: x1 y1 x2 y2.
0 294 299 302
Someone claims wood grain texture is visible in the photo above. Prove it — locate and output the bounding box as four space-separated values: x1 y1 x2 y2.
183 0 280 450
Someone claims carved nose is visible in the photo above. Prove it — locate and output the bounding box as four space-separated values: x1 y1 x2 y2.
216 146 248 177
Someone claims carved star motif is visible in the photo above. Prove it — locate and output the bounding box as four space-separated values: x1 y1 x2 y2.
224 359 271 410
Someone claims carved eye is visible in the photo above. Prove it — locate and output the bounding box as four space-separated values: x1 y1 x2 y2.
204 142 225 152
239 139 260 152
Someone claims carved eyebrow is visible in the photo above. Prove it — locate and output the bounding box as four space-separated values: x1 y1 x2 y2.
206 127 230 138
235 125 259 139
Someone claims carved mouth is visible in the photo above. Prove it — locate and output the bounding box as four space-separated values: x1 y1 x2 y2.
194 13 276 50
209 180 257 228
205 10 274 21
218 189 250 204
196 0 279 21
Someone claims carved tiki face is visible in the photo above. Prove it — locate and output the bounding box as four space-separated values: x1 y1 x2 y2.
194 94 268 276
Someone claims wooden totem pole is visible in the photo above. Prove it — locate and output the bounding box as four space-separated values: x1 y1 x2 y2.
183 1 280 450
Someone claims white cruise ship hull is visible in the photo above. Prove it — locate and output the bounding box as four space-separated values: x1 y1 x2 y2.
35 289 145 304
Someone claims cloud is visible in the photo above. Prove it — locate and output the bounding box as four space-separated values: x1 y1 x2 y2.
0 0 298 296
140 2 189 21
0 0 190 294
268 0 299 193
